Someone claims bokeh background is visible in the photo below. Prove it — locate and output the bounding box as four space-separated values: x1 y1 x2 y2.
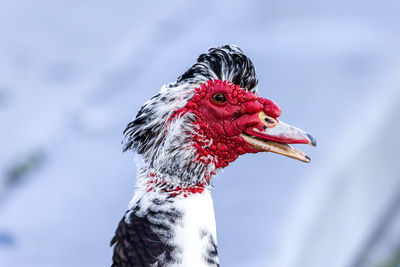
1 1 400 266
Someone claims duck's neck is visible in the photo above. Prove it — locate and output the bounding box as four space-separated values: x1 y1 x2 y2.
125 172 219 266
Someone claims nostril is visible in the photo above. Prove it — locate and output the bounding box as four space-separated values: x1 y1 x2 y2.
259 111 277 129
264 117 275 124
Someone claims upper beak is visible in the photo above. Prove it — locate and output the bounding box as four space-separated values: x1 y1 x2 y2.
240 111 316 163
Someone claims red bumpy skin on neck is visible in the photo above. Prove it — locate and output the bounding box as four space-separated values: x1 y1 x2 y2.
172 80 281 178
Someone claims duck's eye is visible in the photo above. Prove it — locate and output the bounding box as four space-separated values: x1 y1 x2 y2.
211 93 227 104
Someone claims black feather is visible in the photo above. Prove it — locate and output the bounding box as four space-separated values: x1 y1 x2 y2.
123 45 258 154
111 207 179 267
177 45 258 90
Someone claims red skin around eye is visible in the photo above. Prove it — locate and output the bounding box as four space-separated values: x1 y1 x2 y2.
172 80 281 179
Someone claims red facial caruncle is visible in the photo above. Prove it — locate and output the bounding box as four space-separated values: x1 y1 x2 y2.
172 80 316 178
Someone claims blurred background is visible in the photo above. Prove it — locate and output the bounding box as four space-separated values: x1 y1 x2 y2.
1 0 400 266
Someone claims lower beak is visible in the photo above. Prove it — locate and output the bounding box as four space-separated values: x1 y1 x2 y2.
241 112 316 163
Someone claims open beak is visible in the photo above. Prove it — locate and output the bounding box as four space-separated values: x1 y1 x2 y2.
240 112 316 163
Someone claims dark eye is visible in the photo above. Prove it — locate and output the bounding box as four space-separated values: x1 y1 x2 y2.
211 93 227 104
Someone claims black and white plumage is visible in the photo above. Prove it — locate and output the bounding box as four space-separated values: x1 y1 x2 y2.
111 188 219 266
121 45 258 186
111 203 179 265
111 45 315 266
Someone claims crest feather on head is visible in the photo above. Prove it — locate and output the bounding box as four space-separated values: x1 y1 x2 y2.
123 45 258 158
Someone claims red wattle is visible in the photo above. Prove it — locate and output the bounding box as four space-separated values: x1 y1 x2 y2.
170 79 281 178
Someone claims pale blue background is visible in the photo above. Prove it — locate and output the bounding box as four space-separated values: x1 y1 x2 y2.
1 1 400 266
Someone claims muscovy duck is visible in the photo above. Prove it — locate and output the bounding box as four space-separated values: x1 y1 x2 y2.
111 45 316 267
